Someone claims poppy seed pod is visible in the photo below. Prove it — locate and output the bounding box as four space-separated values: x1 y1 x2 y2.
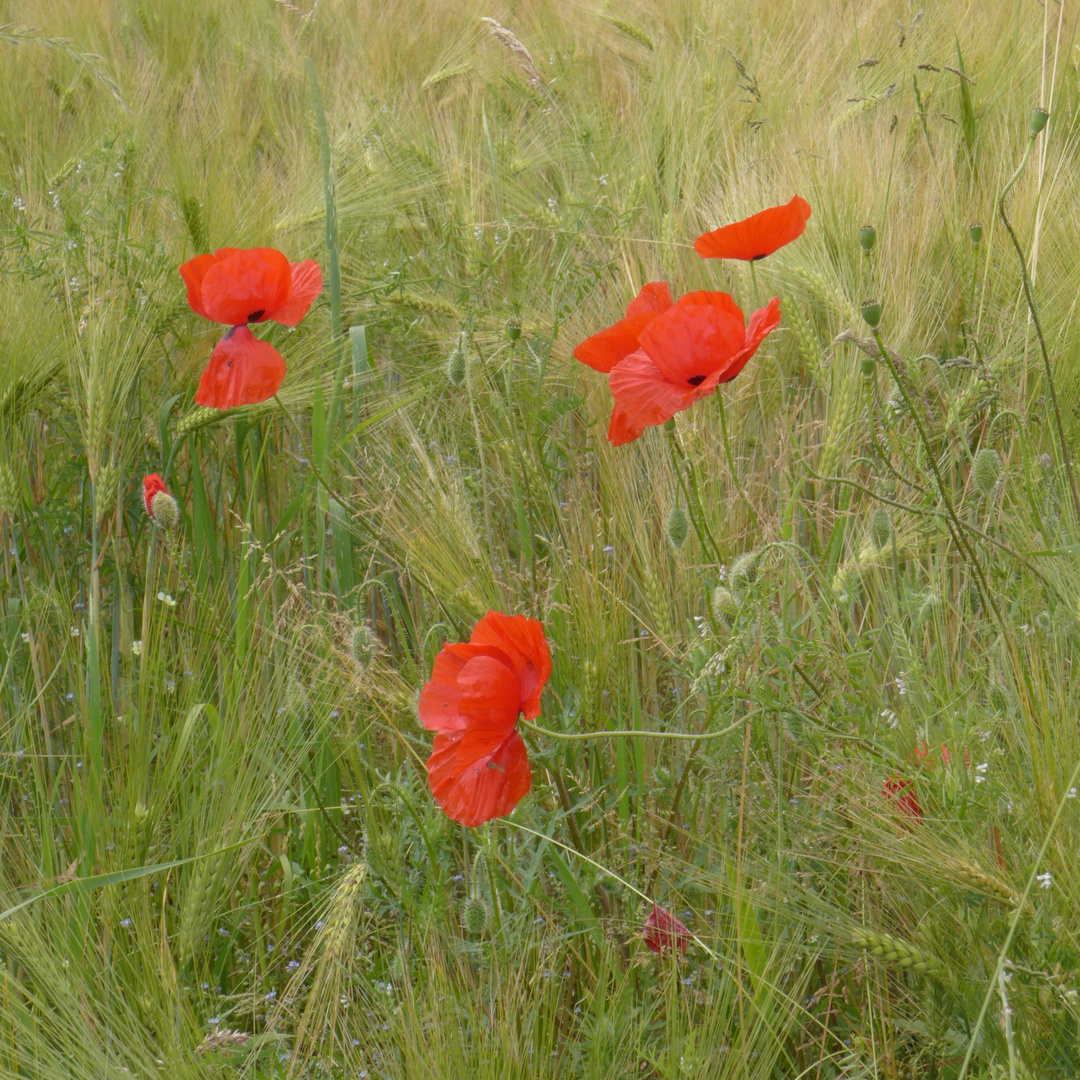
870 507 893 549
1030 108 1049 136
665 505 689 550
968 222 983 246
446 345 467 387
505 318 521 342
861 356 876 378
859 225 877 253
973 448 1003 497
861 299 882 330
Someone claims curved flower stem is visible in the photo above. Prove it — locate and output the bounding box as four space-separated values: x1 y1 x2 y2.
665 422 721 563
714 391 760 528
520 716 748 743
748 259 763 309
998 133 1080 526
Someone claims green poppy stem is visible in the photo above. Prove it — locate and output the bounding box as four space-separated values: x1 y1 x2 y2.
519 716 747 743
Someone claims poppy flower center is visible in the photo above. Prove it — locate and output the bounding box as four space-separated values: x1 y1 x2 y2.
751 254 767 261
686 375 707 387
247 309 265 322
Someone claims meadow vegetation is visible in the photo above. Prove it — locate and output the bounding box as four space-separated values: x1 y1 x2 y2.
3 0 1080 1075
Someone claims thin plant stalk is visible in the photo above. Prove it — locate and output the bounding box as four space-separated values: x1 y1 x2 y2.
997 121 1080 525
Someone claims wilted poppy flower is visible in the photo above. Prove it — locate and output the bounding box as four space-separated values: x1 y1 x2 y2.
643 904 692 955
573 282 780 445
420 611 551 828
694 195 811 261
179 247 322 409
143 473 179 530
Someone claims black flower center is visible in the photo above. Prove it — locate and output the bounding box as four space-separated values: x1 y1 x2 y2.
248 309 265 322
687 375 706 387
751 254 768 261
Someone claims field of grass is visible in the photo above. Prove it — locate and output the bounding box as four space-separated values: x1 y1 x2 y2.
3 0 1080 1075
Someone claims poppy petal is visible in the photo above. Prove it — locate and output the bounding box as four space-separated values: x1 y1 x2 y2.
573 281 674 373
718 296 782 384
638 300 747 386
625 281 674 318
608 350 694 437
418 643 519 732
607 404 645 446
178 254 218 320
468 612 552 719
643 904 692 955
200 248 293 326
693 195 812 261
427 729 531 828
193 325 287 409
271 259 323 326
143 473 167 517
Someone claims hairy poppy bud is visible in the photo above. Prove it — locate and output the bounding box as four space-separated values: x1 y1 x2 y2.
870 507 893 549
446 345 466 387
505 319 521 342
1030 108 1049 136
144 474 180 531
665 506 689 550
973 448 1002 497
461 897 489 935
861 299 882 330
351 623 376 669
968 222 983 246
710 585 738 621
859 225 877 253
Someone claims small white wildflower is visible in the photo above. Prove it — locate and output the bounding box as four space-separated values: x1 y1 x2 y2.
1037 872 1052 890
156 591 177 608
880 708 898 729
70 626 80 637
131 640 143 657
1069 787 1078 799
21 633 29 643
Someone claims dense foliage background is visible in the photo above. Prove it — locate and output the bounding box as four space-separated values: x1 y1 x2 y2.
3 1 1080 1075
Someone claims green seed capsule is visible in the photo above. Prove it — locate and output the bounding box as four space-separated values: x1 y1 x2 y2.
859 225 877 253
1030 108 1049 136
860 299 882 330
968 222 983 246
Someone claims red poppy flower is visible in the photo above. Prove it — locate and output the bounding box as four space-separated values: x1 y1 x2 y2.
883 775 923 827
179 248 322 327
143 474 167 518
419 611 551 828
573 282 780 445
643 904 692 955
193 325 288 410
179 247 322 409
693 195 812 261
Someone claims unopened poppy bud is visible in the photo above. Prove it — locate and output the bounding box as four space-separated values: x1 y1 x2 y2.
859 225 877 253
151 492 179 530
870 507 893 549
1030 108 1049 136
968 222 983 246
505 318 521 342
973 448 1002 497
861 356 876 378
461 897 489 935
861 299 882 330
665 506 688 550
351 623 376 669
446 345 466 387
710 585 739 620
